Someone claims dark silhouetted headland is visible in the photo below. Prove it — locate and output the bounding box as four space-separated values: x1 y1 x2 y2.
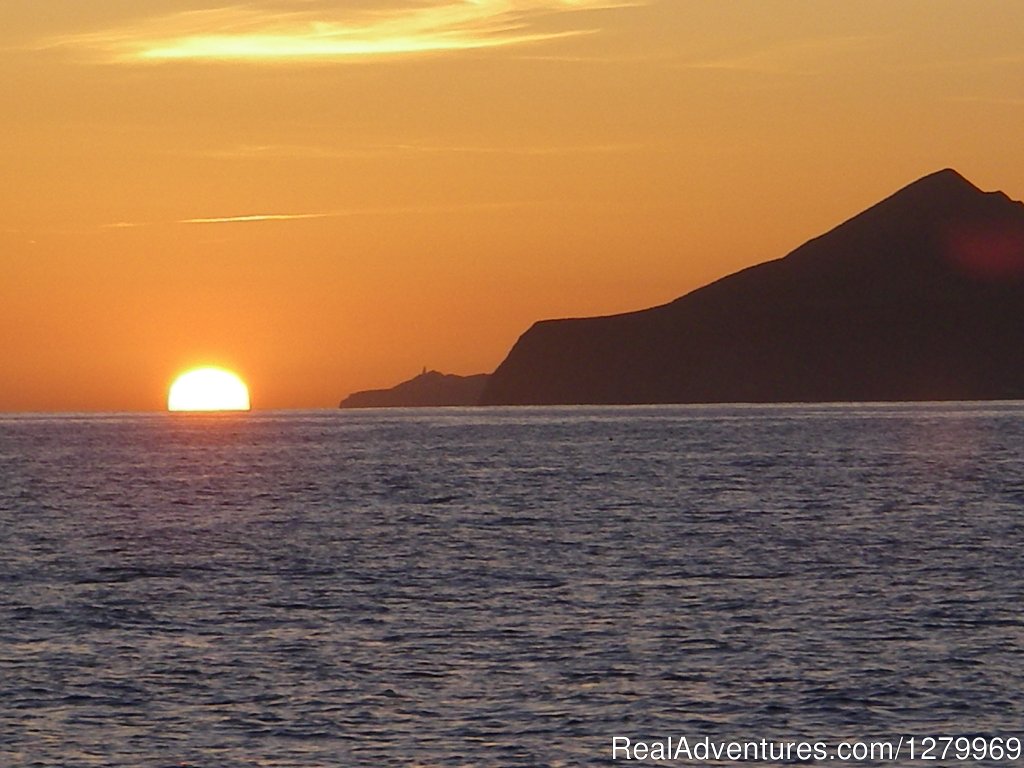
340 370 490 408
482 169 1024 404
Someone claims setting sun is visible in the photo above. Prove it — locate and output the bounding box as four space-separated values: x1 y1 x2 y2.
167 367 251 412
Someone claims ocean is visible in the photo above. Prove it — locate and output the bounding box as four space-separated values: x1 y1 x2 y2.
2 404 1023 767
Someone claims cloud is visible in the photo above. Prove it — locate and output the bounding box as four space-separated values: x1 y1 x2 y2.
101 199 554 229
191 141 646 159
181 212 334 224
44 1 640 63
680 35 879 76
948 95 1024 107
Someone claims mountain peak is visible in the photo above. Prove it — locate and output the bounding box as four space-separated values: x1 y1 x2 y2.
871 168 983 217
915 167 974 186
795 169 992 257
901 167 980 197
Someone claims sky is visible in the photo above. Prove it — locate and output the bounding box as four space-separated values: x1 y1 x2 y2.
2 1 1023 411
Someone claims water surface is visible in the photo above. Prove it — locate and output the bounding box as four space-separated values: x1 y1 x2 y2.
2 404 1023 766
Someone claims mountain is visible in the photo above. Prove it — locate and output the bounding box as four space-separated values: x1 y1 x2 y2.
482 169 1024 405
340 370 490 408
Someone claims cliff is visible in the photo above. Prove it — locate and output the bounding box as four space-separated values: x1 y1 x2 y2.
340 370 490 408
482 169 1024 404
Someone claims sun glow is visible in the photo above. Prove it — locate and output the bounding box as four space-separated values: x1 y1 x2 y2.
168 367 251 412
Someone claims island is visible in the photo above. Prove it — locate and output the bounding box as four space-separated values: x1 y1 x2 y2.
481 169 1024 404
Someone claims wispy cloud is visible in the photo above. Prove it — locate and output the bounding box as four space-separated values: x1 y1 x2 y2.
181 212 335 224
43 1 640 63
102 221 147 229
381 141 645 156
101 199 553 229
948 95 1024 107
100 211 338 228
192 140 646 159
680 35 879 76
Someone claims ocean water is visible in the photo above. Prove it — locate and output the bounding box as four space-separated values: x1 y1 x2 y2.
1 404 1023 767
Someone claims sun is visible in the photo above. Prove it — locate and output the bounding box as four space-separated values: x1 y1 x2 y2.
168 367 251 412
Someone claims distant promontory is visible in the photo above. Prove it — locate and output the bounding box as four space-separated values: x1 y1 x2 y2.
340 370 490 408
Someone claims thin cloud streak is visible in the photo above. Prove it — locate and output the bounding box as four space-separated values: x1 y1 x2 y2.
948 95 1024 107
192 141 648 159
43 1 642 63
101 199 555 230
679 35 880 76
384 142 645 156
182 212 334 224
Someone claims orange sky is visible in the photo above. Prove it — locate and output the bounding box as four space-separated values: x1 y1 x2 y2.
2 1 1023 411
